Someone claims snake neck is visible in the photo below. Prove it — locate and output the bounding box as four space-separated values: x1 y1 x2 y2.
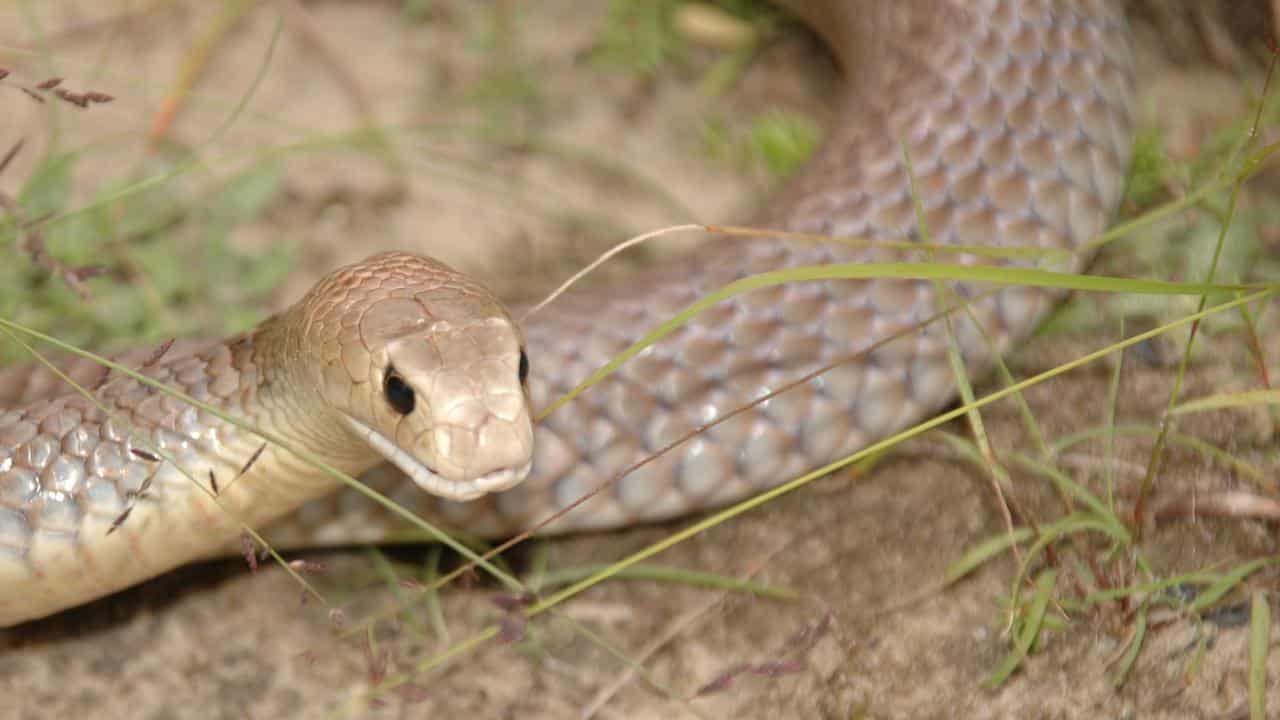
223 311 379 480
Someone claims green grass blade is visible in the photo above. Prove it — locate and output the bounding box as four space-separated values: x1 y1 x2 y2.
539 263 1260 419
945 527 1034 584
1104 320 1125 513
1048 423 1268 488
1012 455 1130 544
985 569 1057 687
1172 388 1280 415
1251 591 1270 720
1111 606 1148 688
1189 557 1276 614
534 563 796 599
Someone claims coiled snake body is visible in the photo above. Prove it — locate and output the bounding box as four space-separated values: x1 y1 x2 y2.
0 0 1134 626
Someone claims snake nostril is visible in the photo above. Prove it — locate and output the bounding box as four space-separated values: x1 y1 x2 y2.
518 350 530 385
383 368 416 415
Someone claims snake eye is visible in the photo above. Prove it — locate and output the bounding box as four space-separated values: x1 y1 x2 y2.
383 369 415 415
518 350 530 384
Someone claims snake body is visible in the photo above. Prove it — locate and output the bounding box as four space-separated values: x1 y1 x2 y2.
0 0 1134 626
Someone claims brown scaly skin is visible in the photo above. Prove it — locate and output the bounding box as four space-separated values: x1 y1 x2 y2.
0 0 1134 625
286 0 1135 539
0 253 531 626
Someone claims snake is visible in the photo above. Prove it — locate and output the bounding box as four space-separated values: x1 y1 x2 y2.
0 0 1134 627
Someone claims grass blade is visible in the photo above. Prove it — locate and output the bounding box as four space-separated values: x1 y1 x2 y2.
1188 557 1275 614
985 569 1057 687
1172 388 1280 415
1111 606 1148 688
945 527 1034 584
1251 591 1270 720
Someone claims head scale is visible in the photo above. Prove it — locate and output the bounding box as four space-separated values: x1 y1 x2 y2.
299 252 533 501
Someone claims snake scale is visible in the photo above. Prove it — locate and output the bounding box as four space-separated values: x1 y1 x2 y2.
0 0 1134 626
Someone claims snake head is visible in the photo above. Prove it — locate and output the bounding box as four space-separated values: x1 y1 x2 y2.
308 252 534 502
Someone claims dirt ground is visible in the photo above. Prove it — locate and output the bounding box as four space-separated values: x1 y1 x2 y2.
3 2 1280 718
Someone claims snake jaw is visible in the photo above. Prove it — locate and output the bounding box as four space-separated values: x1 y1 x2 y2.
340 414 532 501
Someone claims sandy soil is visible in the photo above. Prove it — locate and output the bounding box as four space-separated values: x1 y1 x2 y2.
3 2 1280 718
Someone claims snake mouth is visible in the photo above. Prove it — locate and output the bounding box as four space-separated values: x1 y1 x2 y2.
341 415 531 502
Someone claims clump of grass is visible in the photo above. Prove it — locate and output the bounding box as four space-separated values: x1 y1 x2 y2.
0 66 297 365
701 110 820 181
593 0 680 76
1066 60 1280 342
592 0 781 76
938 54 1280 689
1123 125 1170 209
461 3 546 140
400 0 434 24
595 1 818 182
1 147 296 363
